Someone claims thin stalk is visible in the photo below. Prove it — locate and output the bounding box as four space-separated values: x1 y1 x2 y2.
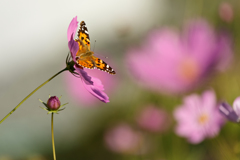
198 0 204 16
52 113 56 160
0 68 68 124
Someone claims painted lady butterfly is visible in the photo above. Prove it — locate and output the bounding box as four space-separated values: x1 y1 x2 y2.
75 21 116 75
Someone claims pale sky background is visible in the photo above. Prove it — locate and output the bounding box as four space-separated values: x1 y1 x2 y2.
0 0 165 158
0 0 163 90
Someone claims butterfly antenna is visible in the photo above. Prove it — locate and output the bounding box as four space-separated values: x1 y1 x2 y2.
92 39 97 52
92 39 108 59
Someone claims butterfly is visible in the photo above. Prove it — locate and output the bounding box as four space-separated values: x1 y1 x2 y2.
74 21 116 75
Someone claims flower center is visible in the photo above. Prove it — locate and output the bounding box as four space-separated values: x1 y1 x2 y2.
178 57 199 83
198 113 209 125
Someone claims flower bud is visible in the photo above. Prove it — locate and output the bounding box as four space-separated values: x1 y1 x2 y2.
47 96 61 110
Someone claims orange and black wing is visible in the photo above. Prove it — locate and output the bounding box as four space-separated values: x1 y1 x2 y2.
77 21 91 51
93 56 116 75
76 58 95 69
76 54 95 69
75 39 88 57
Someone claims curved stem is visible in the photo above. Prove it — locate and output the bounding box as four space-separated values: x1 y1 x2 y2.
0 68 68 124
52 113 56 160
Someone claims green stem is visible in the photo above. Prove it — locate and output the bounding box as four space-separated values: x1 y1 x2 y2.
0 68 68 124
198 0 204 16
52 113 56 160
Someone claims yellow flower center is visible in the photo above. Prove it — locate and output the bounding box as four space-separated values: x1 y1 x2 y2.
198 113 209 125
178 57 199 83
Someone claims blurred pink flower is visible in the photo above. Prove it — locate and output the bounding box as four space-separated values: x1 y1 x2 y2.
219 2 234 23
137 105 170 132
174 90 225 144
126 20 232 94
105 123 143 154
67 16 110 103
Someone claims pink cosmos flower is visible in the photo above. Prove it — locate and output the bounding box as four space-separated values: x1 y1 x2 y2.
67 16 109 103
126 20 232 94
104 123 143 154
137 105 170 132
174 90 224 144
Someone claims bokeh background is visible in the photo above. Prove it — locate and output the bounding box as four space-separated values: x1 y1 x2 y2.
1 0 240 159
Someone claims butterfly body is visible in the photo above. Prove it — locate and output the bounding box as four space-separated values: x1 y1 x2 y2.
74 21 116 75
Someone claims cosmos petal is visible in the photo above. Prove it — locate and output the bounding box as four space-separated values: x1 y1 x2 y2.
74 65 109 103
67 16 78 41
219 102 240 122
67 17 79 62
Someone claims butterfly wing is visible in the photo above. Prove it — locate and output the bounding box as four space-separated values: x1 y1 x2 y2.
75 39 89 57
78 21 91 51
76 57 95 69
75 20 116 75
93 56 116 75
